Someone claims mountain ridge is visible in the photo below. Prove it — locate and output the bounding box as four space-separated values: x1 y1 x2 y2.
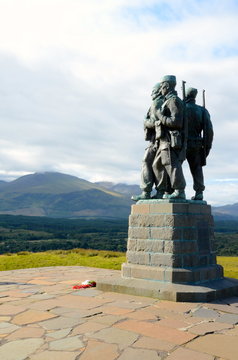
0 172 237 219
0 172 131 218
0 172 122 196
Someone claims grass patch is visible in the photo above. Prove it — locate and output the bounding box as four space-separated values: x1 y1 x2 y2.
0 250 237 280
0 248 126 271
217 256 238 279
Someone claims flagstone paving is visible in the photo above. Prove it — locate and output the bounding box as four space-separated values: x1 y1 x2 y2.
0 266 237 360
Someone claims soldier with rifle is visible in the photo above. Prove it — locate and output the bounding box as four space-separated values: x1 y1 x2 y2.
185 87 213 200
152 75 186 199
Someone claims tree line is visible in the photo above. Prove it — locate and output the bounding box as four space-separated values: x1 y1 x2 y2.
0 215 237 256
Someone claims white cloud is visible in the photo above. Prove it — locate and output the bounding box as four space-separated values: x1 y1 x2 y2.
0 0 237 205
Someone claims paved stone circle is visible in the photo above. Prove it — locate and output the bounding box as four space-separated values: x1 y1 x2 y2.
0 266 237 360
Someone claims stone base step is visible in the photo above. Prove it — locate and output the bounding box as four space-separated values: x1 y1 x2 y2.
97 275 238 302
122 263 224 284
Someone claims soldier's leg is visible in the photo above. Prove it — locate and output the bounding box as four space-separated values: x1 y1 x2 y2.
164 149 186 191
140 145 156 193
131 145 156 201
187 150 205 193
152 148 169 197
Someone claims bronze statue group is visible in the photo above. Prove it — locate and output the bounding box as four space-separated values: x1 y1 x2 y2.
132 75 213 202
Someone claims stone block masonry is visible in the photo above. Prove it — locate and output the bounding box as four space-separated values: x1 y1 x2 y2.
97 200 238 301
123 200 222 285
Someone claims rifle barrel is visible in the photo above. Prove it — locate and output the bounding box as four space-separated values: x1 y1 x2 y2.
202 89 206 108
182 80 186 101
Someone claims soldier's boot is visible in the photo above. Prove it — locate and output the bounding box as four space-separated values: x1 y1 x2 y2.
151 191 164 199
191 191 203 200
162 191 171 199
167 190 186 200
131 191 151 201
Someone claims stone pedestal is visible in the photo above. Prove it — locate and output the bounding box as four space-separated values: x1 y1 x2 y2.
122 201 223 284
97 200 238 301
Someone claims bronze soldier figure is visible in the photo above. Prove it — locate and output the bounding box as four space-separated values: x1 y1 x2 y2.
131 83 164 201
152 75 186 199
185 87 213 200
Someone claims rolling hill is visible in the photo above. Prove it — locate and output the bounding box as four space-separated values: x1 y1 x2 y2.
95 181 140 197
212 203 238 219
0 172 132 218
0 171 237 219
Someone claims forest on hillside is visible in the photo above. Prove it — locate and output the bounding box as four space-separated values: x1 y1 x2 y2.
0 215 237 256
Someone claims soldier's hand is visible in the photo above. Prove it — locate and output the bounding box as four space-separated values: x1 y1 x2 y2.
152 143 158 151
156 109 164 120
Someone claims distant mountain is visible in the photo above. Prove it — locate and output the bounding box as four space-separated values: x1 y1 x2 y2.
0 171 237 219
0 172 132 218
0 180 6 187
212 203 238 220
95 181 141 197
1 172 118 194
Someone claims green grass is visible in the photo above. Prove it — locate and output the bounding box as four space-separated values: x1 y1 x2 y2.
0 250 237 280
0 248 126 271
217 256 238 279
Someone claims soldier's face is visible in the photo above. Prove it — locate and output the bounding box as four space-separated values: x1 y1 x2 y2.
161 83 169 96
151 87 160 99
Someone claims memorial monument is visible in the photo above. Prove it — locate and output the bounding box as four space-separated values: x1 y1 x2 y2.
97 75 238 301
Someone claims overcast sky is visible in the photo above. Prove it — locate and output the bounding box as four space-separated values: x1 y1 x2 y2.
0 0 238 206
